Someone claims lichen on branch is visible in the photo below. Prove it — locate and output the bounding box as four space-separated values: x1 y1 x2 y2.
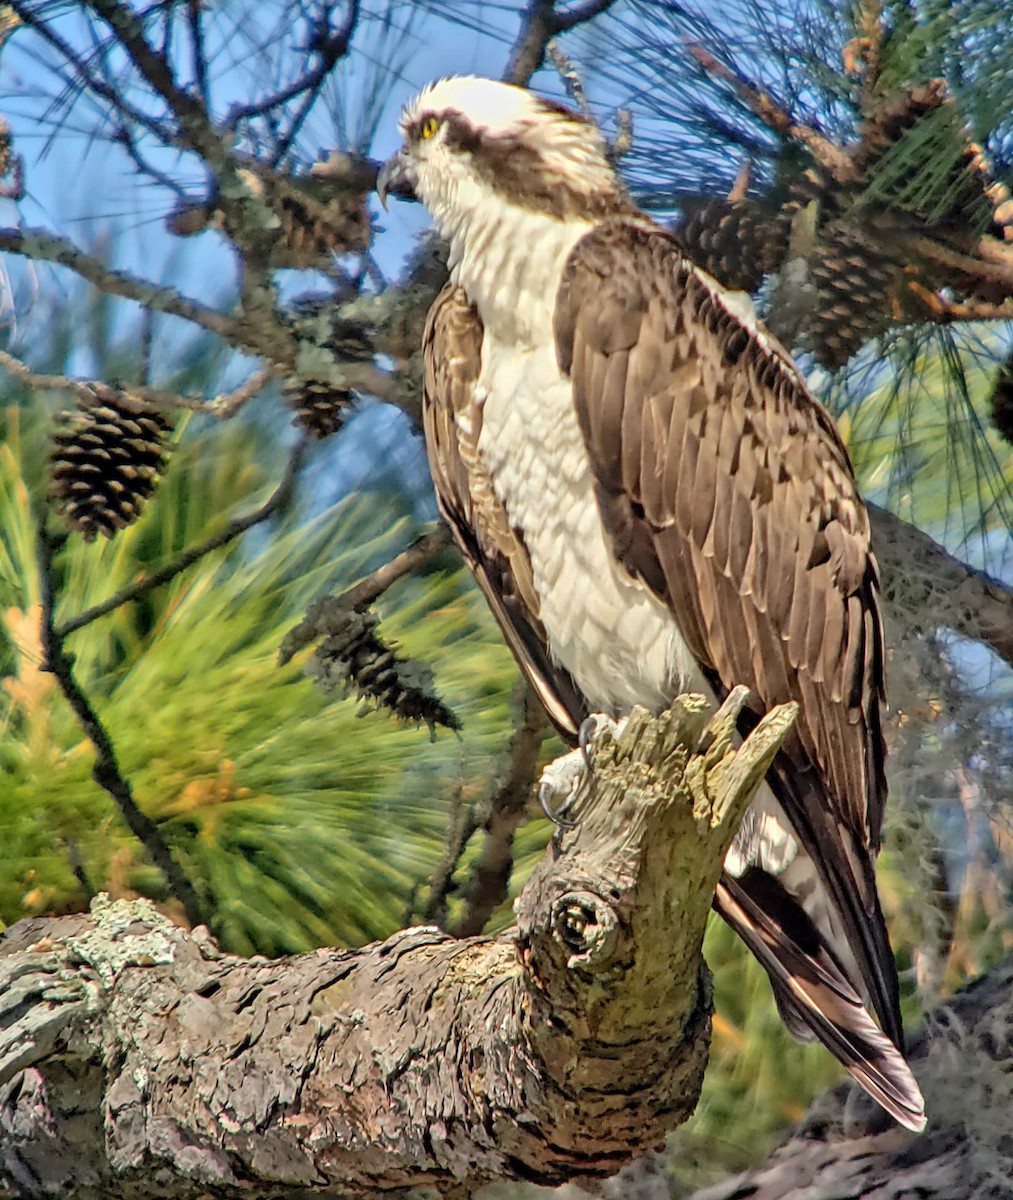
0 690 794 1199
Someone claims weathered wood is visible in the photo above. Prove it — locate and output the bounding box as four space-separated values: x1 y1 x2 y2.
0 692 794 1200
688 953 1013 1200
561 953 1013 1200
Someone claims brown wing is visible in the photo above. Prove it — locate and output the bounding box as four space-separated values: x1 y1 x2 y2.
423 283 587 741
554 222 901 1047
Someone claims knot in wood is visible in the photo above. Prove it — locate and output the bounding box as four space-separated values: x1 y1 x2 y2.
552 891 618 969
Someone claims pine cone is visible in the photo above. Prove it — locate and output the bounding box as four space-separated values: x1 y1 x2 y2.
854 81 952 175
990 355 1013 446
802 218 909 368
49 392 171 540
283 306 375 439
282 376 354 440
309 606 460 734
675 197 790 291
166 155 374 268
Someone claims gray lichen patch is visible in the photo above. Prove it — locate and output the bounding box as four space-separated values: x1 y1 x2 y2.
62 894 178 989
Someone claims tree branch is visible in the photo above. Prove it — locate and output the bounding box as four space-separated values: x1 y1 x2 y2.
0 226 237 341
83 0 223 167
686 955 1013 1200
870 504 1013 670
226 0 361 166
9 1 183 151
453 686 547 937
278 524 452 663
0 349 272 419
505 0 619 86
35 522 204 930
686 43 858 183
56 437 305 639
0 691 795 1199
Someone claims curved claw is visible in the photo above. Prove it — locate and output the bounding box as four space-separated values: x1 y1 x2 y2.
578 715 598 772
538 780 582 828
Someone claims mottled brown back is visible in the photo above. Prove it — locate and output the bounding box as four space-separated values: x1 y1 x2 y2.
554 220 900 1046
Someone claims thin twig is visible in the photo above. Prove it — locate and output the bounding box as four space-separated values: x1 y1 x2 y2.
58 437 306 639
278 525 452 664
415 784 481 928
187 0 209 109
10 2 180 152
556 0 617 32
452 687 548 938
333 525 451 611
114 120 190 199
36 521 204 928
224 0 360 167
912 235 1013 292
0 348 273 418
505 0 619 87
274 0 359 166
84 0 223 167
227 1 356 131
73 0 296 290
0 226 237 341
687 42 858 183
906 288 1013 324
61 839 96 903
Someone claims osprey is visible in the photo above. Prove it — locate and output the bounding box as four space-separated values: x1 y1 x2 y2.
378 76 926 1131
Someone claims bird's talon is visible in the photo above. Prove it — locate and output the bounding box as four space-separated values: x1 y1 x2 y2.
537 746 591 827
578 715 598 771
538 782 581 827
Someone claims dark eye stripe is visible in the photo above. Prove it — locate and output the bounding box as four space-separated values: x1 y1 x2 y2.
405 109 479 150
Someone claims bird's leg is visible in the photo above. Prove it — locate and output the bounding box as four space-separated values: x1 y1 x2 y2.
578 715 598 773
538 714 628 827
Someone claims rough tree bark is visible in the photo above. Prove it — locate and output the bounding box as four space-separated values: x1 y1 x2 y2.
687 953 1013 1200
551 958 1013 1200
0 691 795 1200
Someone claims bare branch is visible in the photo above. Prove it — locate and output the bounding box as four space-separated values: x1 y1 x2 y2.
0 694 795 1197
83 0 223 167
274 1 360 165
35 523 204 929
336 525 451 611
556 0 619 31
225 0 361 165
921 298 1013 323
186 0 209 109
278 525 452 664
0 226 237 340
114 119 191 199
0 349 272 419
686 43 858 183
9 1 183 150
506 0 619 87
687 956 1013 1200
870 504 1013 670
57 437 305 639
453 687 547 937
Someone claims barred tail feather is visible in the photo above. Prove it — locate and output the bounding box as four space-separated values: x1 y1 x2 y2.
714 874 926 1133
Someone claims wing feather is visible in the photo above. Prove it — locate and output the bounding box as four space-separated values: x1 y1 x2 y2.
554 222 902 1051
423 284 587 741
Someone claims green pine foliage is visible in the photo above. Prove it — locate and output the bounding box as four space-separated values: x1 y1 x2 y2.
0 392 525 955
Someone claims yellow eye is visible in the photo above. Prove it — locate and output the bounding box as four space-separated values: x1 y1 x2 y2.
420 116 439 140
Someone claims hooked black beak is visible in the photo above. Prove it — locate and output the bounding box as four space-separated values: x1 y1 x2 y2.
376 147 418 209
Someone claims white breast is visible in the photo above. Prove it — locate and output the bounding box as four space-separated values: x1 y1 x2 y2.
476 332 705 715
442 197 702 715
434 173 804 887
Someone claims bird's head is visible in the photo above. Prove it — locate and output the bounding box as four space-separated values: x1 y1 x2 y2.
377 76 632 228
